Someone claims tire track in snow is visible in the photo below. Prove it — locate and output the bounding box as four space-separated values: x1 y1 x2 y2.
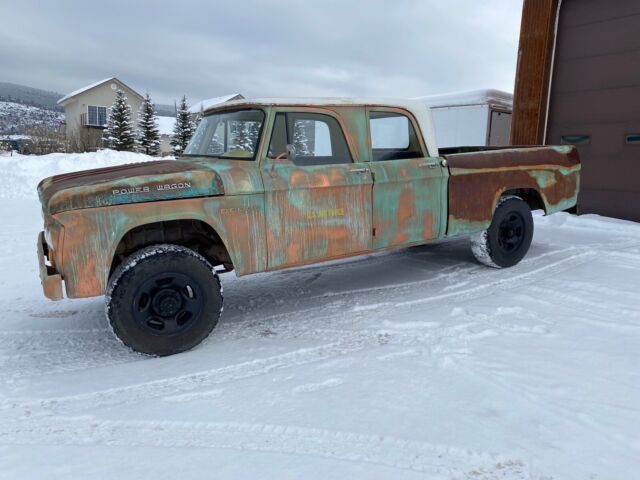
0 329 143 381
221 247 596 342
457 359 637 452
525 285 640 329
0 417 533 478
2 334 387 416
221 246 581 334
0 246 594 383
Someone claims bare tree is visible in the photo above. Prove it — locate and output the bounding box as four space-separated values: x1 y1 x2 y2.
26 127 68 155
68 129 104 153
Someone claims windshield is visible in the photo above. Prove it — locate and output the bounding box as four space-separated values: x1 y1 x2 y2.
183 109 264 160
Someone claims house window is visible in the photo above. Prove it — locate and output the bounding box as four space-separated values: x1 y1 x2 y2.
560 134 590 145
625 134 640 145
87 106 107 126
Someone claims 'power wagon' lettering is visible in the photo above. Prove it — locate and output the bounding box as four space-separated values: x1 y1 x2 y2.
112 182 192 196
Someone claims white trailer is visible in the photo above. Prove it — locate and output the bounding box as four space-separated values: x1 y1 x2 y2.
414 89 513 148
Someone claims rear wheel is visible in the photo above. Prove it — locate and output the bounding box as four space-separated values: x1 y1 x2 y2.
106 244 223 356
471 195 533 268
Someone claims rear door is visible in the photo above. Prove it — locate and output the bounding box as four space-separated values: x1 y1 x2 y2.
367 108 446 249
261 108 373 270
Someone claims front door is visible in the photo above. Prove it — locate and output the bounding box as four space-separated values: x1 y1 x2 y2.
261 109 373 270
367 108 446 249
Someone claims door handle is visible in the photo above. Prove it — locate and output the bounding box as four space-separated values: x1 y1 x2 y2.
420 162 439 169
349 168 369 174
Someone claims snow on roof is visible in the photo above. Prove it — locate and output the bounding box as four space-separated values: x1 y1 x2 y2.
413 89 513 110
57 77 144 105
157 116 175 136
188 94 244 114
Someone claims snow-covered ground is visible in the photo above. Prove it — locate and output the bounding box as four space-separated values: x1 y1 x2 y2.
0 151 639 479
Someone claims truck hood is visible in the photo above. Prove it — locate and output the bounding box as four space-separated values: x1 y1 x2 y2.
37 159 225 215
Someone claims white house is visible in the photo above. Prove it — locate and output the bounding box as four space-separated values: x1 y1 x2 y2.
58 77 144 150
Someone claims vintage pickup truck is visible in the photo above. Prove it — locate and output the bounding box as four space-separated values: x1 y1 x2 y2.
37 98 580 355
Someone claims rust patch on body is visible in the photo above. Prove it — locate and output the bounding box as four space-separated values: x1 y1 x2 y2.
445 146 580 236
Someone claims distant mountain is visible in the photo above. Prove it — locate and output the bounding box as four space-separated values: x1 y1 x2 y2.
0 82 177 115
0 82 64 111
155 104 176 117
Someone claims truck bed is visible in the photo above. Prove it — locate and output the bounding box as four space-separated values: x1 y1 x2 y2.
442 145 581 237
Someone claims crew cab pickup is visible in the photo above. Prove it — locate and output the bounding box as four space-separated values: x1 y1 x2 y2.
37 98 580 355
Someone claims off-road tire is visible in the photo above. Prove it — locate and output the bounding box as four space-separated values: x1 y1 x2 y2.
106 244 223 356
470 195 533 268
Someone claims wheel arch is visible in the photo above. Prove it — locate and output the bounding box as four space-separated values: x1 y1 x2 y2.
109 218 234 280
496 187 548 214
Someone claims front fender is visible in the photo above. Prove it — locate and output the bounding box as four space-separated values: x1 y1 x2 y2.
55 194 267 298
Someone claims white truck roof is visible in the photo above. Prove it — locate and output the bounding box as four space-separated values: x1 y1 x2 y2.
206 97 440 157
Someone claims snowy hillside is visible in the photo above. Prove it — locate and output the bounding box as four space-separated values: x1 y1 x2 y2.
0 152 639 479
0 101 64 135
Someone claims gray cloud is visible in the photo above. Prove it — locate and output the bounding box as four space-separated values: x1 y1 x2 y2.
0 0 523 105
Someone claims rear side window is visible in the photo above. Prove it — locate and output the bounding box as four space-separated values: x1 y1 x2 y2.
268 112 352 166
369 111 424 161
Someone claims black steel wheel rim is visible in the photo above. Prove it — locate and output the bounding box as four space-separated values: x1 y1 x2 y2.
132 272 203 336
497 212 526 253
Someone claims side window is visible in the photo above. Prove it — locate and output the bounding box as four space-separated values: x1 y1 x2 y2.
369 111 424 161
268 112 352 165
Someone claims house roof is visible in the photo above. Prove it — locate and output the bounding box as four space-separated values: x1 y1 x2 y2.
413 89 513 110
57 77 145 105
188 94 244 114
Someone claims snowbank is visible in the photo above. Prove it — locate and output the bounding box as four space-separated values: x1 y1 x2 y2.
0 149 167 199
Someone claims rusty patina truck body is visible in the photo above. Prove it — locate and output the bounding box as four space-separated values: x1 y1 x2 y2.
36 98 580 355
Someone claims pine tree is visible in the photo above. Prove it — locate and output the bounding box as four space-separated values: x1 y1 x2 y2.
171 95 195 155
293 119 312 155
104 90 135 151
136 93 160 156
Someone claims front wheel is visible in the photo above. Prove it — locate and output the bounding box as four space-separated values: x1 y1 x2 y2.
471 195 533 268
106 244 223 356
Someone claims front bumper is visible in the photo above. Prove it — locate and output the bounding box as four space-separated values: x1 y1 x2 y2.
37 231 63 300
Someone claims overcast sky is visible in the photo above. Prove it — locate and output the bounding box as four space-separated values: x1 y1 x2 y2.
0 0 523 105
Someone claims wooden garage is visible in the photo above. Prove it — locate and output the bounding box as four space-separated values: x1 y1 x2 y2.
511 0 640 222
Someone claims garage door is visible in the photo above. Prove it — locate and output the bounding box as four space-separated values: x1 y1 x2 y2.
546 0 640 221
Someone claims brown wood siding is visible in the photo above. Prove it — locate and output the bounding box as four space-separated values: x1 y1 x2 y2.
511 0 560 145
546 0 640 221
